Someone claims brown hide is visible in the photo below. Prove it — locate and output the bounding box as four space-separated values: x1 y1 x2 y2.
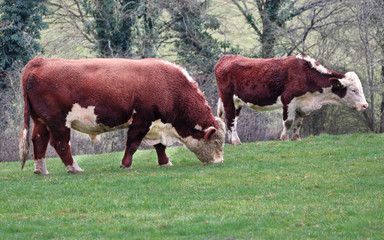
215 55 345 119
214 54 367 144
20 58 223 172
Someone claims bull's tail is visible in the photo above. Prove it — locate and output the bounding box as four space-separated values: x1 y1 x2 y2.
20 96 31 170
217 98 224 119
19 70 33 170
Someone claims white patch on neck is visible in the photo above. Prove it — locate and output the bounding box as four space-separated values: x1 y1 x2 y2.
296 54 331 75
143 120 181 146
288 87 340 118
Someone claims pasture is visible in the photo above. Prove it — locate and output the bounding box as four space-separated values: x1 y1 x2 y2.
1 133 383 239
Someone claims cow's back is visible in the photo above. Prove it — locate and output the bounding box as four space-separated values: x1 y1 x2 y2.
215 55 291 103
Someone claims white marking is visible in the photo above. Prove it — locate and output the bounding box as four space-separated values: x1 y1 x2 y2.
205 126 216 133
66 103 132 140
229 117 241 145
296 54 332 75
89 135 101 143
337 72 368 111
158 60 195 83
66 103 97 132
143 118 225 164
23 129 27 139
287 87 340 118
34 158 49 175
217 98 224 118
164 161 173 166
66 159 84 173
143 120 181 147
195 124 203 131
19 128 29 162
233 95 282 111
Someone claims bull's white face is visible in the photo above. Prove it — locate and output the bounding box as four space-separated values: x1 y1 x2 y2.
333 72 368 111
183 117 226 164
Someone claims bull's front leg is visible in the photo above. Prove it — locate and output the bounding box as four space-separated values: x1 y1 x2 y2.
154 144 173 166
280 104 294 141
223 96 242 145
121 118 151 169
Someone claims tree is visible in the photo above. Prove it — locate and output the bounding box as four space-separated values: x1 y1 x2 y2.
350 0 384 132
229 0 347 58
166 0 222 75
0 0 47 88
83 0 140 57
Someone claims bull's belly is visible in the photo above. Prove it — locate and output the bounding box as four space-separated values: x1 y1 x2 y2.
65 103 132 134
65 103 180 146
233 95 282 111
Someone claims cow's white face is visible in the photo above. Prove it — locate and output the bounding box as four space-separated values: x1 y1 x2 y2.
183 117 226 164
331 72 368 111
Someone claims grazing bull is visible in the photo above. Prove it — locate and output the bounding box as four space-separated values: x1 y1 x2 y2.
20 58 225 174
215 54 368 145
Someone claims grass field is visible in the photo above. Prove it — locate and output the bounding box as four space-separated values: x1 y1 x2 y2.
0 134 383 239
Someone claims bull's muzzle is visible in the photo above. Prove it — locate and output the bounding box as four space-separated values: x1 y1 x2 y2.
357 103 369 111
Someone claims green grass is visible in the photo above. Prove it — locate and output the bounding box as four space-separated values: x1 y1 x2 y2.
1 134 383 239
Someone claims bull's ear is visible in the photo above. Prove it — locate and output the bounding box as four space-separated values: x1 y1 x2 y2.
204 127 217 140
330 78 345 89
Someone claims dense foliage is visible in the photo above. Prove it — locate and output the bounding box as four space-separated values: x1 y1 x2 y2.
0 0 47 88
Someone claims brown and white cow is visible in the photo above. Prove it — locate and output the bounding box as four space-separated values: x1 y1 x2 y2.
215 54 368 145
20 58 225 174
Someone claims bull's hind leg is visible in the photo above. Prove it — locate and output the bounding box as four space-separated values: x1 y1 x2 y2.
222 95 242 145
292 112 304 141
31 120 50 175
49 126 83 173
280 119 293 141
154 144 173 166
121 114 152 169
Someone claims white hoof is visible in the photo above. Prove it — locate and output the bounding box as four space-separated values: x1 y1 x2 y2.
34 159 50 175
66 160 84 173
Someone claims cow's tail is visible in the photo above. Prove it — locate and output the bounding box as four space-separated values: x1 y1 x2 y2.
20 95 31 170
19 71 32 170
217 98 224 119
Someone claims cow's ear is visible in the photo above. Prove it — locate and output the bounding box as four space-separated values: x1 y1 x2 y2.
330 78 345 89
204 127 217 140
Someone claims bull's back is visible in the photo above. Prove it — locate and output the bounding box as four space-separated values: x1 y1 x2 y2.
22 58 192 129
215 55 291 104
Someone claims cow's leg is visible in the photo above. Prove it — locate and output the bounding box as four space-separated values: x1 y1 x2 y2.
31 120 50 175
292 113 304 141
120 116 151 169
154 144 173 166
231 106 242 145
223 95 242 145
50 127 83 173
280 119 293 141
